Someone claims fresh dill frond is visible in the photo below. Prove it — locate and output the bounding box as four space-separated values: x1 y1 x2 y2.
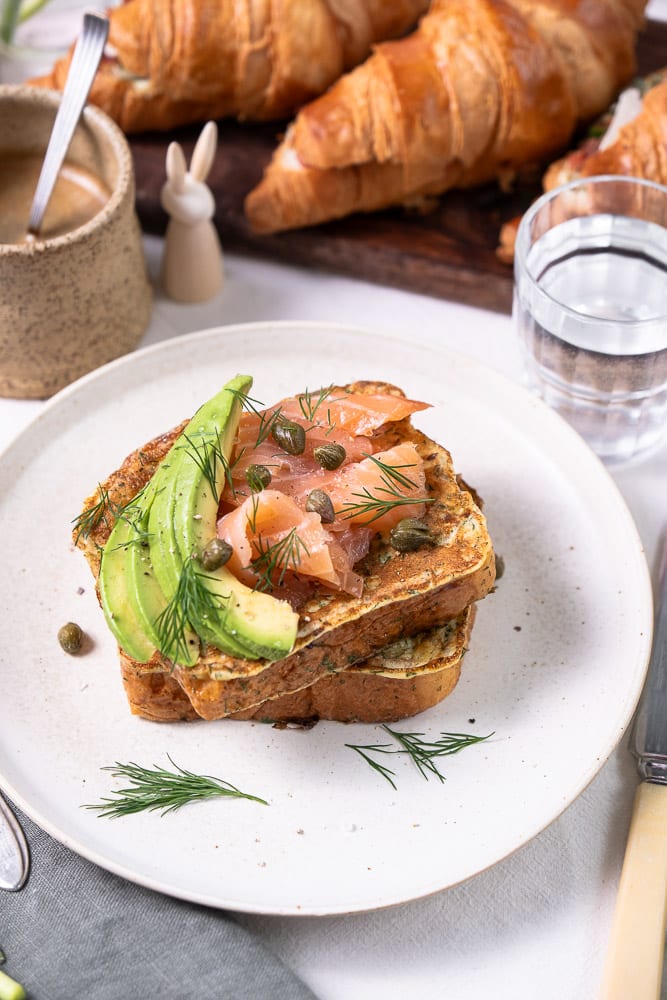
72 486 150 545
178 431 226 501
227 387 282 448
246 491 261 534
334 455 434 524
154 558 227 663
336 475 434 525
346 727 493 787
361 453 419 490
250 528 310 591
227 387 266 418
344 742 399 790
297 384 335 423
84 755 268 817
71 485 114 543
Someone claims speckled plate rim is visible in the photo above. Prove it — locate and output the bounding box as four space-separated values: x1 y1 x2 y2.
0 321 653 916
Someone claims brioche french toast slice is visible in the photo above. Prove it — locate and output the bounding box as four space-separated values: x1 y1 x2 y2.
74 381 494 721
233 606 476 724
118 607 475 723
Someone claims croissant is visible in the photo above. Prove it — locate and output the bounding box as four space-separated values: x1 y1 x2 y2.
542 70 667 189
29 0 429 133
244 0 648 234
497 68 667 262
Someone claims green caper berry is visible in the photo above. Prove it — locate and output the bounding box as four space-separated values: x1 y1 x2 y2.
271 419 306 455
305 489 335 524
200 537 233 571
245 463 272 492
389 518 436 553
58 621 83 654
313 442 346 470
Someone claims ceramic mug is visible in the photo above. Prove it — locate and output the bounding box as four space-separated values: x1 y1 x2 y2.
0 85 153 399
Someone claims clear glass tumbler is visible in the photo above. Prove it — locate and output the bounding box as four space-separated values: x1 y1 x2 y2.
513 175 667 466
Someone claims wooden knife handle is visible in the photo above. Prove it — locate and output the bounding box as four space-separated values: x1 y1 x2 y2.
600 781 667 1000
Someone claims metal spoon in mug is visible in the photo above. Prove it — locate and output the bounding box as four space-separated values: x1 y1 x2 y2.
27 11 109 237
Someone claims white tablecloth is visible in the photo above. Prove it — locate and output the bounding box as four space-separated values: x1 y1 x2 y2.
2 234 666 1000
2 5 667 993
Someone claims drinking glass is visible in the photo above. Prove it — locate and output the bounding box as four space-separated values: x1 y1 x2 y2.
513 175 667 465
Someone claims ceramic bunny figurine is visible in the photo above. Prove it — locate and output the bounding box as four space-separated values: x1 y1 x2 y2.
160 121 224 303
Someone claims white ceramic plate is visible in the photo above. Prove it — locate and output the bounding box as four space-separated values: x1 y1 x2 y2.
0 322 652 916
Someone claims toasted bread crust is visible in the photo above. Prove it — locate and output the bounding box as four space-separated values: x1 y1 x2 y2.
119 608 474 724
74 382 494 722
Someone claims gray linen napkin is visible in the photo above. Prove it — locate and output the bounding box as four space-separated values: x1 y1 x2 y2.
1 803 317 1000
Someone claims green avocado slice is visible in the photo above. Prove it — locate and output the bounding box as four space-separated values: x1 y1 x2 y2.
99 486 200 667
148 374 299 662
98 511 156 664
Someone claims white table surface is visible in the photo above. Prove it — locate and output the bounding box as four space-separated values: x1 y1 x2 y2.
2 235 666 1000
2 5 667 996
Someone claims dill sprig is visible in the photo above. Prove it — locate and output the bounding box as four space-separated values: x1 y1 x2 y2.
154 558 228 663
362 453 419 490
228 387 283 448
178 431 239 504
335 455 433 524
72 486 149 545
297 384 335 422
72 485 114 543
85 756 268 817
250 528 310 591
336 470 434 525
346 727 492 789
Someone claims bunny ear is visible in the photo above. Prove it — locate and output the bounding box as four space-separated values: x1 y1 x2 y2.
189 121 218 182
166 141 187 194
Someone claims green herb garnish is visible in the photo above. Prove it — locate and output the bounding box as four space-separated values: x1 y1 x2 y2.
335 457 434 525
154 558 228 663
179 431 241 504
85 756 268 817
250 528 310 591
346 727 492 789
227 387 283 449
179 431 223 498
297 384 335 423
71 485 114 543
72 485 150 546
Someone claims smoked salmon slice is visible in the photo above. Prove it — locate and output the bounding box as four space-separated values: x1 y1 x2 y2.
217 386 431 597
217 490 369 597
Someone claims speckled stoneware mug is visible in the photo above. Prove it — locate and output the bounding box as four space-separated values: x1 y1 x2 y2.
0 85 152 399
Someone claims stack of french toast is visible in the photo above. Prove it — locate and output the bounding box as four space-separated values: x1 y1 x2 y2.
74 377 495 725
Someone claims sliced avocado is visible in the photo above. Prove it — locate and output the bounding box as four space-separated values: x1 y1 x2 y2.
147 376 257 657
148 374 299 662
125 495 199 667
98 512 156 663
99 487 199 667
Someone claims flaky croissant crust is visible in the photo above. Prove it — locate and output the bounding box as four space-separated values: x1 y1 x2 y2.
244 0 648 234
543 73 667 190
29 0 429 133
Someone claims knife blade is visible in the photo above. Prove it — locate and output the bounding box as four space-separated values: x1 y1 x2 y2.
0 793 29 892
599 533 667 1000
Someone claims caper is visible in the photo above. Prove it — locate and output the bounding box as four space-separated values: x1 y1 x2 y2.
200 537 233 571
58 621 83 654
305 489 335 524
245 463 272 492
271 418 306 455
313 442 346 470
389 518 436 552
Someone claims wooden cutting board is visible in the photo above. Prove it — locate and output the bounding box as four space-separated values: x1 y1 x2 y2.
130 21 666 315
